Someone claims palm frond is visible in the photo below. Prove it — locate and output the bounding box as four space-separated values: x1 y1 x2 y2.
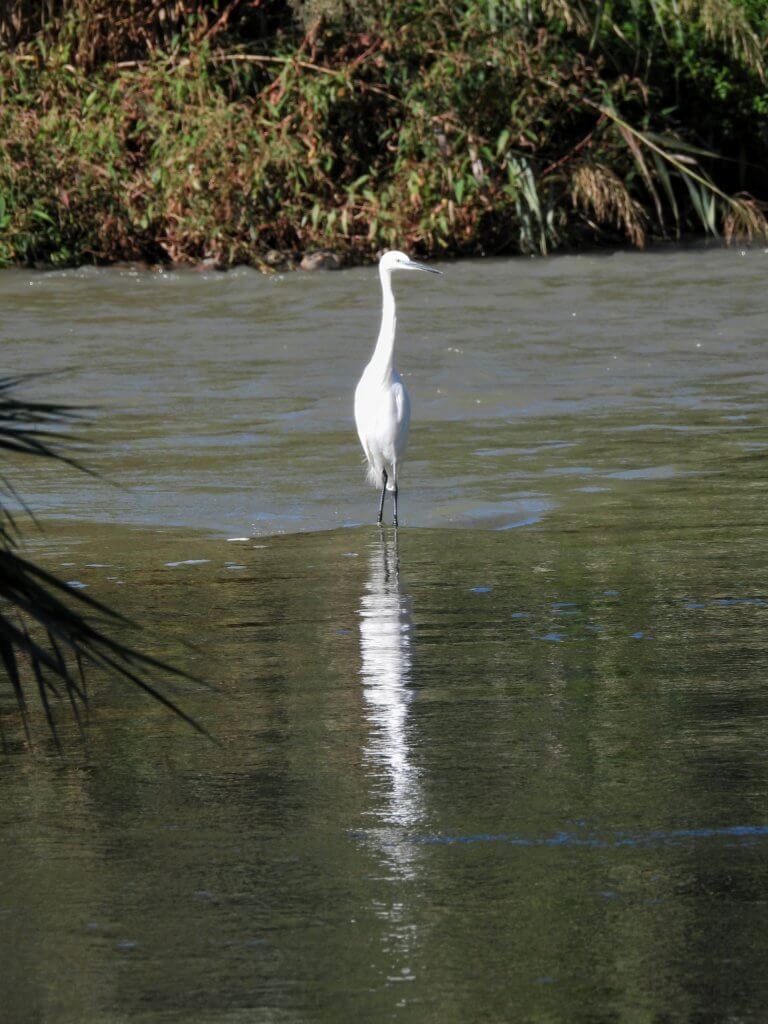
0 374 211 748
0 373 92 476
0 542 212 747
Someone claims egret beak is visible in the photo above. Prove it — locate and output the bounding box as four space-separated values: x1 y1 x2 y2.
404 258 443 275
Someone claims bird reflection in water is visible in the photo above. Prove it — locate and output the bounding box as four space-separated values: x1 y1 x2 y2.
358 531 422 836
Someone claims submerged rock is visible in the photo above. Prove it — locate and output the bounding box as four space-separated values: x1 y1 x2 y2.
300 250 342 271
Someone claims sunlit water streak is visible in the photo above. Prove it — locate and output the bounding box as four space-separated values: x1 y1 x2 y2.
359 534 424 873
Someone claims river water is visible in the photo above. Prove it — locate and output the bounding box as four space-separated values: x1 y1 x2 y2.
2 247 768 1021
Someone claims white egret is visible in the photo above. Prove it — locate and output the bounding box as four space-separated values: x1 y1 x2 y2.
354 249 442 527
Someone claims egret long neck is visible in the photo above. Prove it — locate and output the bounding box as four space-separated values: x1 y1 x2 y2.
370 268 397 376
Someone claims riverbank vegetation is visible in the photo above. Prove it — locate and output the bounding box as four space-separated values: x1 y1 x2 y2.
1 0 767 268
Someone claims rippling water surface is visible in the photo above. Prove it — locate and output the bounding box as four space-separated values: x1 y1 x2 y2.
2 248 768 1022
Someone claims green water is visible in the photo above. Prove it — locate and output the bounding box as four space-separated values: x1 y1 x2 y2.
2 249 768 1021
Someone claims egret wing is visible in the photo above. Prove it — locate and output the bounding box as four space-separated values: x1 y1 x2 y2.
391 379 411 453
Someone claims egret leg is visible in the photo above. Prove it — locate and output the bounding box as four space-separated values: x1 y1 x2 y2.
377 469 388 526
393 485 399 529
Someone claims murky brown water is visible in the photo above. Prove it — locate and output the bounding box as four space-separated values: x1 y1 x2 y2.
2 247 768 1022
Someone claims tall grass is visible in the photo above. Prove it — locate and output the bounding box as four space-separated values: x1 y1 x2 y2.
1 0 767 267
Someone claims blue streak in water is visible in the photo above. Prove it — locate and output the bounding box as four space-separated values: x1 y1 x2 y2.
350 825 768 849
499 516 541 531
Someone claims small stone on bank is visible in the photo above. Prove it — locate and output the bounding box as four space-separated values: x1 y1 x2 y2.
300 251 342 271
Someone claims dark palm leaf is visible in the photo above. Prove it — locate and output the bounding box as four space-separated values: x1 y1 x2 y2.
0 374 211 747
0 372 93 475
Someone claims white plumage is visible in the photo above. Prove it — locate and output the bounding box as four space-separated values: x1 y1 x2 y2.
354 249 442 527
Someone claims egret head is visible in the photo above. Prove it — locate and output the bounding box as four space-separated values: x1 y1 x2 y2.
379 249 442 276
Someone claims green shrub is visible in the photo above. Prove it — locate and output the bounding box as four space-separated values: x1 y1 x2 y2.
0 0 766 267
